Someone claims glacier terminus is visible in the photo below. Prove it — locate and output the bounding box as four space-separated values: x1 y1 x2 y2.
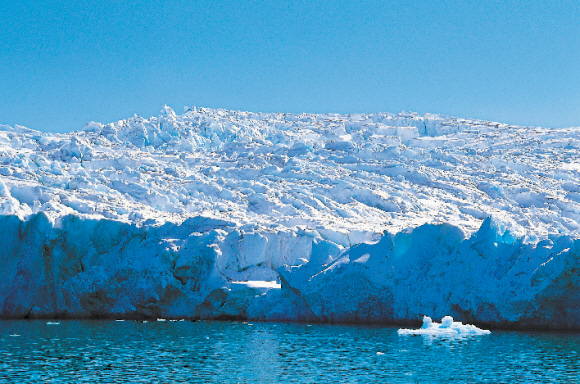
1 106 580 329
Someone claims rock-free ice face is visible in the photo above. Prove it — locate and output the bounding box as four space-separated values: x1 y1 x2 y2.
1 107 580 328
398 316 491 336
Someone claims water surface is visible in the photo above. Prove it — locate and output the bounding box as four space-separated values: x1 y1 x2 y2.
1 320 579 383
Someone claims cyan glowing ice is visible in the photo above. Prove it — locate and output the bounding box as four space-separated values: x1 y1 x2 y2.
0 106 580 327
398 316 490 336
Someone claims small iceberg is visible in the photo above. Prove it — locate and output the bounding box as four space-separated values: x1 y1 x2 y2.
398 316 490 336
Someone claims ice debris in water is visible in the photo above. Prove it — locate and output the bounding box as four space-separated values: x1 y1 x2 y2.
398 316 490 336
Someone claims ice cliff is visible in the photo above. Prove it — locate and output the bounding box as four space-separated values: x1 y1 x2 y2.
1 106 580 328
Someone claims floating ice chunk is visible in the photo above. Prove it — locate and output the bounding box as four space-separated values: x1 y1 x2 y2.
398 316 490 336
47 322 60 325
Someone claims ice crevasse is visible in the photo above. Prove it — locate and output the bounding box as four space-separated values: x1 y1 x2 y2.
1 106 580 329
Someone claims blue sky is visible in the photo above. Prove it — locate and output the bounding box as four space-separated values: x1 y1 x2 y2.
1 0 578 133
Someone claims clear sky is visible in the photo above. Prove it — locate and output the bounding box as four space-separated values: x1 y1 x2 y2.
1 0 578 133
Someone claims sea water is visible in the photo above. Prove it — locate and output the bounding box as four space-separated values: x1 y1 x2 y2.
0 320 579 383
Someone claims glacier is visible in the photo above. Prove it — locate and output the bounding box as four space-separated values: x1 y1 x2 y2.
1 106 580 328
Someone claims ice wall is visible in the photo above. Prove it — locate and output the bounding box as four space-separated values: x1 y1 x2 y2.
255 217 580 329
0 212 313 319
1 213 580 329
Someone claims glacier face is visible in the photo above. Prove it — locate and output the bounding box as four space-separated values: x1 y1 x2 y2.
1 106 580 328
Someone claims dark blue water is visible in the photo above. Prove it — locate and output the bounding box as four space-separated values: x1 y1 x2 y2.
1 320 579 383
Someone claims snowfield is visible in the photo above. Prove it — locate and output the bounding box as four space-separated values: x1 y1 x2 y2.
1 106 580 328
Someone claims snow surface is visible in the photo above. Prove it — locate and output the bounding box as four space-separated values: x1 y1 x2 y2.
398 316 490 336
1 106 580 328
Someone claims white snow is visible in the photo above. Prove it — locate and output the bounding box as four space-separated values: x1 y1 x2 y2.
398 316 490 336
1 106 579 238
231 281 281 289
0 106 580 328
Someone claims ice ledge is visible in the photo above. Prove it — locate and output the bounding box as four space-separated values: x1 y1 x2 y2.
231 281 281 290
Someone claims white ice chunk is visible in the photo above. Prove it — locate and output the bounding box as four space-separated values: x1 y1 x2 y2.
398 316 490 336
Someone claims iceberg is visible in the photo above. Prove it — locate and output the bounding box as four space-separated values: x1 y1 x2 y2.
0 106 579 328
398 316 490 336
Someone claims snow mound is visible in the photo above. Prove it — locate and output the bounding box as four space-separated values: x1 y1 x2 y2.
398 316 490 336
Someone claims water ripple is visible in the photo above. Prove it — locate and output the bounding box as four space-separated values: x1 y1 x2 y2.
0 320 579 383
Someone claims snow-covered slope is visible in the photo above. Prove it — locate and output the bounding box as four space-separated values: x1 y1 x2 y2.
1 106 580 328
